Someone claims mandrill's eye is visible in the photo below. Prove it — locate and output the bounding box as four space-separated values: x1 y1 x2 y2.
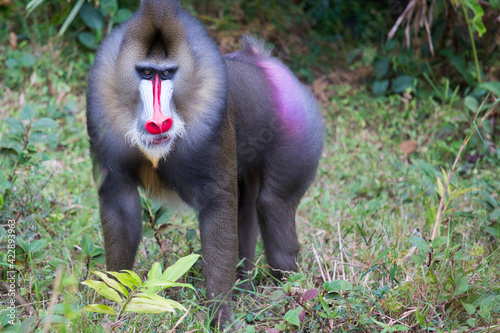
160 70 170 80
141 68 153 79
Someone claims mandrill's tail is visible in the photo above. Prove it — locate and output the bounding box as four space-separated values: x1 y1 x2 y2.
224 35 272 60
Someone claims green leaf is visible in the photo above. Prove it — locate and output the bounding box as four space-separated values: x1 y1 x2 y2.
436 175 444 197
455 276 469 295
324 280 352 292
464 96 479 111
431 236 447 249
154 206 170 225
147 262 163 282
471 293 488 307
6 58 18 68
246 326 256 333
362 47 377 66
124 301 179 314
385 325 409 332
319 295 331 317
463 0 486 36
478 82 500 97
186 229 196 242
125 292 187 313
83 304 116 316
480 295 499 312
490 0 500 9
408 236 431 253
288 272 306 283
112 9 133 24
93 271 129 297
485 226 499 237
40 314 66 324
454 249 469 261
450 56 474 85
122 270 143 285
269 289 287 301
21 53 37 68
283 308 302 327
347 48 362 64
107 271 138 290
29 132 52 144
1 180 12 190
81 280 122 303
20 104 34 122
78 32 98 50
161 254 201 282
449 187 478 201
81 233 94 256
373 58 389 79
99 0 118 16
462 302 476 315
373 80 389 96
141 280 195 291
79 3 104 30
478 310 491 322
124 302 172 314
90 247 104 258
490 209 500 220
479 190 498 208
31 118 58 132
1 137 23 154
29 239 47 253
91 253 106 264
17 238 28 252
392 75 414 93
386 39 397 51
5 117 25 135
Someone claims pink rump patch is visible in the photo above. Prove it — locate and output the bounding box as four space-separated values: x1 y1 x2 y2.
257 60 306 135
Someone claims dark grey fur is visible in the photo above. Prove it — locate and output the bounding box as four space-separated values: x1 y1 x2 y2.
86 0 323 327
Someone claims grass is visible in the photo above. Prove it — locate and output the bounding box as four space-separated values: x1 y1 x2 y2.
1 4 500 333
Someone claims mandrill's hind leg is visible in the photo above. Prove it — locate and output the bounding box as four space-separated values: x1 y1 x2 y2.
237 168 260 290
256 182 302 279
256 148 318 280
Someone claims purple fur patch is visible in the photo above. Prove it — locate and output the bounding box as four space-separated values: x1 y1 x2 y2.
257 60 306 135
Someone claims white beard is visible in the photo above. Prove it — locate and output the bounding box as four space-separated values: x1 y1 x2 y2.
125 112 186 167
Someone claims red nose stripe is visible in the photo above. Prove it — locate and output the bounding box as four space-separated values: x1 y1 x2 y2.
153 73 161 117
145 74 173 135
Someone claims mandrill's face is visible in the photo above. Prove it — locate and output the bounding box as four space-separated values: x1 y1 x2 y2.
126 61 186 166
111 1 227 168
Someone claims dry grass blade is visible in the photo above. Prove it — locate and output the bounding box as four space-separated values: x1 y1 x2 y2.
42 267 63 333
388 0 415 40
431 99 498 240
388 0 435 55
167 306 191 333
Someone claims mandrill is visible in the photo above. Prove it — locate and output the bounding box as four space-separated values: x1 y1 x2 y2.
86 0 323 326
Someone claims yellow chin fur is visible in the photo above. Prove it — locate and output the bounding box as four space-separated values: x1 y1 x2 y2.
138 146 161 168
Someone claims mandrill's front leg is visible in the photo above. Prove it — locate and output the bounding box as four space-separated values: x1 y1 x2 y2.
98 170 142 271
198 198 238 327
193 124 239 327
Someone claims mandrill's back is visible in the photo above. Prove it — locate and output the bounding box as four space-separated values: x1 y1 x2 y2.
224 37 324 181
